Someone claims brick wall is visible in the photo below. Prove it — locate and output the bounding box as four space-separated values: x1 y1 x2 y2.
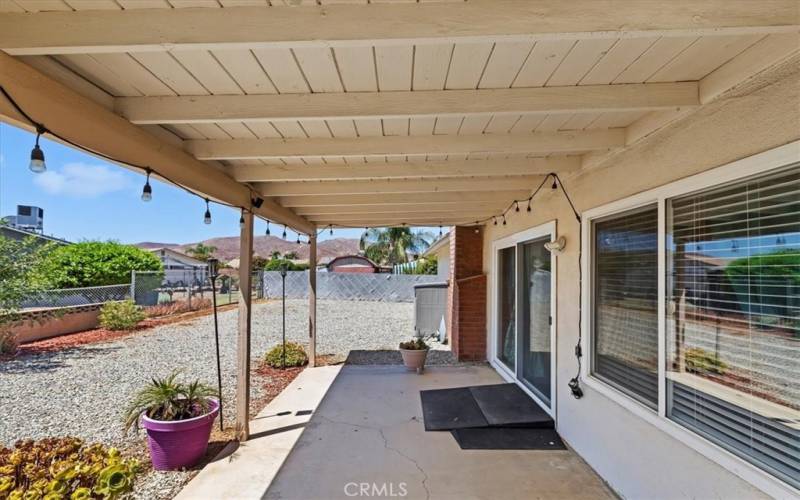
447 226 487 361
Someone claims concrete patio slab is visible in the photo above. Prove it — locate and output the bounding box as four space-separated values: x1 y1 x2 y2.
177 363 615 499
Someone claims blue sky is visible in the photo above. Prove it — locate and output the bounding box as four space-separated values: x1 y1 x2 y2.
1 123 431 245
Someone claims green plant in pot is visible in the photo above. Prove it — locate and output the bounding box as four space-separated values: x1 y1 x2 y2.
123 372 219 470
399 337 429 374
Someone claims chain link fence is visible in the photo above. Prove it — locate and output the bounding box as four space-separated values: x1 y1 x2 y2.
262 271 440 302
20 284 131 309
130 270 263 307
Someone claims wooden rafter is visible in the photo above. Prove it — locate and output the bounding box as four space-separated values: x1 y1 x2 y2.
116 83 699 124
1 1 797 55
189 130 625 160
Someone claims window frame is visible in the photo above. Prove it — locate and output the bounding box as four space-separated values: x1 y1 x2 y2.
579 140 800 499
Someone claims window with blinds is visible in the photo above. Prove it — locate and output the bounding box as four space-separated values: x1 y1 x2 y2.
592 205 659 408
667 165 800 489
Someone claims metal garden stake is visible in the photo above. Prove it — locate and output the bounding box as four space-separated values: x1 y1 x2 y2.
279 263 289 369
207 258 224 431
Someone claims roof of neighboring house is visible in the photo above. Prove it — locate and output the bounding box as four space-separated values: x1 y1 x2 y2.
0 225 70 245
147 247 207 267
423 233 449 257
327 255 380 269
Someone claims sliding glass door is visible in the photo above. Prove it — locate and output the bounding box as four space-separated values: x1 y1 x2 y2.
494 224 556 412
519 237 553 406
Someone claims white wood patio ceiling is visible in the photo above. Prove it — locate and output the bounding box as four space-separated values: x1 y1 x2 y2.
1 0 798 229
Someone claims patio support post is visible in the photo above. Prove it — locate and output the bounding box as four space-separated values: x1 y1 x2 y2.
235 211 254 441
308 234 317 367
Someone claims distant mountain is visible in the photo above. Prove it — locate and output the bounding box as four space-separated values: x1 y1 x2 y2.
135 235 360 263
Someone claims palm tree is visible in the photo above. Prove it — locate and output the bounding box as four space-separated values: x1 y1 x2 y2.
186 243 217 261
359 227 433 266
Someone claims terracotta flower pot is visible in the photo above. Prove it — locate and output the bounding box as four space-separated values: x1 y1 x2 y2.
400 348 428 374
141 398 219 470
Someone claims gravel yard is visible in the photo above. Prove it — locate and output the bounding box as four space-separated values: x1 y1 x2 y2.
0 299 445 499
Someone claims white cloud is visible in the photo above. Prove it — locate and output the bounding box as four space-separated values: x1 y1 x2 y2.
34 162 132 198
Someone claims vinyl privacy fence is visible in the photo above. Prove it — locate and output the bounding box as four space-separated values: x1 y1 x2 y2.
262 271 441 302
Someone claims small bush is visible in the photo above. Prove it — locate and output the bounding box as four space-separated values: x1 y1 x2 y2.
685 347 727 375
99 300 146 331
0 330 17 355
0 437 139 499
264 342 308 368
399 338 428 350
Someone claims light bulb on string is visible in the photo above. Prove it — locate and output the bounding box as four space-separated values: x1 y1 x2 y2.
493 217 497 226
515 201 520 212
203 199 212 225
502 215 507 226
282 226 287 239
266 221 271 236
239 209 245 229
527 199 532 213
329 225 334 236
29 125 47 173
141 168 152 202
551 176 558 190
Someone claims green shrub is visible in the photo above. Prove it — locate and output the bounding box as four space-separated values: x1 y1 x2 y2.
0 330 17 355
264 342 308 368
0 437 139 499
99 300 146 331
264 258 308 271
123 371 217 433
685 347 727 375
399 338 428 350
37 241 163 289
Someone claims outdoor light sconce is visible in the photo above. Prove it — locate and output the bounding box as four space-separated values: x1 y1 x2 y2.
207 258 219 280
544 236 567 253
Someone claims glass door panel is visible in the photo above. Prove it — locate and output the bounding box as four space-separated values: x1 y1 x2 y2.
519 237 552 406
497 246 516 371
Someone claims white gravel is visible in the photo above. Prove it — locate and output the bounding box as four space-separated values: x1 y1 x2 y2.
0 299 441 499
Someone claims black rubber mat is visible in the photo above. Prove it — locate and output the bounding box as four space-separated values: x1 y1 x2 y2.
451 427 566 450
419 387 488 431
469 384 553 428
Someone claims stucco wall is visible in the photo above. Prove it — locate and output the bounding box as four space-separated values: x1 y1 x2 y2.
480 61 799 499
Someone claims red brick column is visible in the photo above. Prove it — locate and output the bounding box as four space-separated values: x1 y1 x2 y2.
447 226 487 361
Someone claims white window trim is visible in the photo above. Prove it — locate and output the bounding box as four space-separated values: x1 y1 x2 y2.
579 140 800 499
490 221 558 419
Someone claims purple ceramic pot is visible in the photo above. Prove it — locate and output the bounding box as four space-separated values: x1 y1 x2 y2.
141 398 219 470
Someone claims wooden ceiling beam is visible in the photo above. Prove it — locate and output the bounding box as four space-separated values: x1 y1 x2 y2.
256 176 544 196
189 130 624 160
296 203 507 216
117 83 698 124
229 157 579 182
277 191 532 207
1 1 797 55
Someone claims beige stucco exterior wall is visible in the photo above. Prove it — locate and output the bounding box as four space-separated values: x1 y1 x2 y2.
480 60 799 499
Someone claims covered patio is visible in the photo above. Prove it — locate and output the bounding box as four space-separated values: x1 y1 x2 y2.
1 1 798 498
178 364 615 500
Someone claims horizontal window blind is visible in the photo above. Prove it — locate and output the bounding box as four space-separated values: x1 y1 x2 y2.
667 165 800 489
593 205 659 408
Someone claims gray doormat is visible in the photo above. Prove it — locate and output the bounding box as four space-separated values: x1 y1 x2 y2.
420 387 489 431
420 383 561 450
469 383 553 428
451 427 566 450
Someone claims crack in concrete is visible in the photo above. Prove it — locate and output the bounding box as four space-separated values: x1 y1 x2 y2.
379 427 431 500
316 415 430 500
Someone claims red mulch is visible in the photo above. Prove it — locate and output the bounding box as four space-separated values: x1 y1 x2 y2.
249 355 341 418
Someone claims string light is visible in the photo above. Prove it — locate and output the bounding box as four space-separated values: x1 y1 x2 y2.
282 225 287 239
515 201 520 212
141 168 152 202
266 221 271 236
239 208 245 229
203 199 212 225
329 225 334 236
551 177 558 190
527 199 532 212
439 225 443 237
296 234 301 244
29 125 47 173
502 215 507 226
493 217 497 226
